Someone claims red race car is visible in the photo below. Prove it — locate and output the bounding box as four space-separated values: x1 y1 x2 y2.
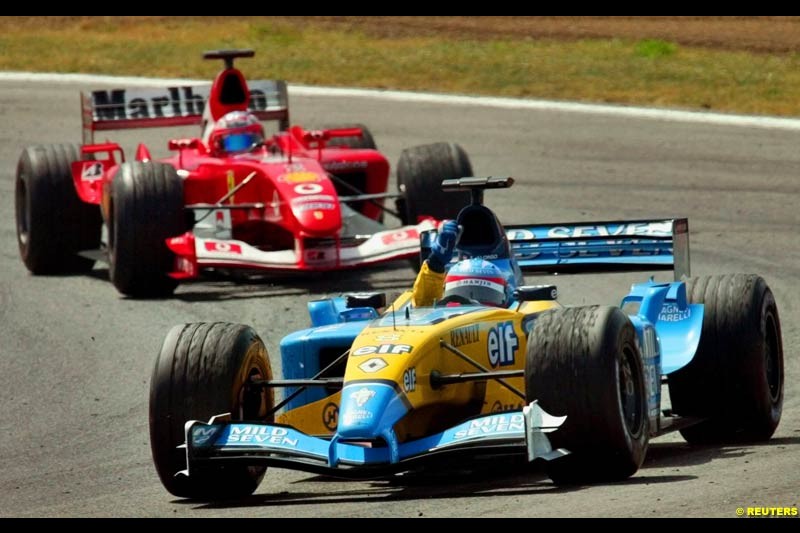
15 49 473 296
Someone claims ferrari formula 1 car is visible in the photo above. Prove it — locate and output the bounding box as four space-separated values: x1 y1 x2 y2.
15 49 473 296
149 177 784 499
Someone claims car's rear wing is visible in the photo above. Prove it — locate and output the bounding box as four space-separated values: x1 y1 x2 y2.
80 80 289 144
506 218 690 280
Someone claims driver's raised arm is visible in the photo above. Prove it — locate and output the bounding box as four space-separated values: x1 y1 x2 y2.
411 220 459 307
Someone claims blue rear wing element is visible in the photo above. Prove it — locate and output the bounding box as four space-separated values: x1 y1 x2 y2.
506 218 690 281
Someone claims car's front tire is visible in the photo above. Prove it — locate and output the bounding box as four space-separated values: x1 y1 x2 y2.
149 322 274 500
106 162 185 297
526 306 649 484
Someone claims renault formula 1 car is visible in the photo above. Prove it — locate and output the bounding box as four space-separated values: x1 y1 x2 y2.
149 177 784 499
15 49 473 296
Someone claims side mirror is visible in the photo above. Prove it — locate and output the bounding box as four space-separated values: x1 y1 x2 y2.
168 138 203 151
345 292 386 310
514 285 558 302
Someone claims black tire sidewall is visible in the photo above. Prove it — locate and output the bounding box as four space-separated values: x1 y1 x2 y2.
668 274 783 442
15 144 101 273
149 322 273 499
397 142 473 225
526 306 648 481
107 162 184 297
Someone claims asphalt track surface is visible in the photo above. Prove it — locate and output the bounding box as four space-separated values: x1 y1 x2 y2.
0 79 797 518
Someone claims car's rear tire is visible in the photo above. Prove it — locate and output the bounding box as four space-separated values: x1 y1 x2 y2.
526 306 649 484
324 123 377 150
149 322 274 500
396 142 473 270
15 144 101 274
107 162 185 297
396 142 473 226
667 274 783 444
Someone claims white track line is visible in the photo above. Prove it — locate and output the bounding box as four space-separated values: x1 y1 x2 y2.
3 71 800 131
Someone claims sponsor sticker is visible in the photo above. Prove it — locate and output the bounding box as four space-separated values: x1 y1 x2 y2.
449 324 480 347
204 241 242 254
225 425 298 447
322 402 339 431
381 229 419 246
351 387 376 407
487 321 518 367
295 202 335 212
80 161 104 181
294 183 324 195
358 358 388 373
353 344 413 356
453 413 525 439
282 171 318 183
342 409 372 425
322 160 368 171
403 367 416 393
658 303 691 322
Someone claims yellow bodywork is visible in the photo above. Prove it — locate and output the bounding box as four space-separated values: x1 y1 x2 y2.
278 290 560 441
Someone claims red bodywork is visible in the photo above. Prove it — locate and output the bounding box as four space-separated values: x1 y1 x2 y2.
71 62 432 280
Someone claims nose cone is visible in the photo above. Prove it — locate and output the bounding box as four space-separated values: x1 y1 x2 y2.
336 382 409 439
289 182 342 235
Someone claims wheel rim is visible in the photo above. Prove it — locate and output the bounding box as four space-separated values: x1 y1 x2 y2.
234 342 273 422
764 311 781 403
15 177 29 247
618 346 644 436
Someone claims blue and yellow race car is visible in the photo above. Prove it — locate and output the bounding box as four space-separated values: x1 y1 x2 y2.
149 177 784 499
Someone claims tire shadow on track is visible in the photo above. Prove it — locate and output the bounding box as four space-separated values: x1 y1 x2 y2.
642 435 800 471
180 459 696 510
176 438 800 509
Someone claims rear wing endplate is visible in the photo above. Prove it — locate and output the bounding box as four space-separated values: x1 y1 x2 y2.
81 80 289 144
506 218 690 280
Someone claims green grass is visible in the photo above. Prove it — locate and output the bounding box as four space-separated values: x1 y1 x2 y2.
2 17 800 117
634 39 677 59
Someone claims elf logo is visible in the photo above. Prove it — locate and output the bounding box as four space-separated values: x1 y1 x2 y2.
487 321 518 367
352 344 413 356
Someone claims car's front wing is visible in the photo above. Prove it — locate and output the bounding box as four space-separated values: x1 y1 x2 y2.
178 402 568 480
168 219 437 279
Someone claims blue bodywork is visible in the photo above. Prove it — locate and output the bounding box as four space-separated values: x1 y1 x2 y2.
186 409 531 474
279 297 377 410
621 279 704 430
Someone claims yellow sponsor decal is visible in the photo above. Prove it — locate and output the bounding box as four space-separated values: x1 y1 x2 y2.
226 170 236 203
283 171 318 183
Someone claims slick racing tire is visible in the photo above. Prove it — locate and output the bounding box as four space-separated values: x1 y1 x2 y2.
107 162 184 297
526 306 649 484
667 274 783 444
323 123 378 150
15 144 101 274
396 142 473 226
397 142 473 270
149 322 274 500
